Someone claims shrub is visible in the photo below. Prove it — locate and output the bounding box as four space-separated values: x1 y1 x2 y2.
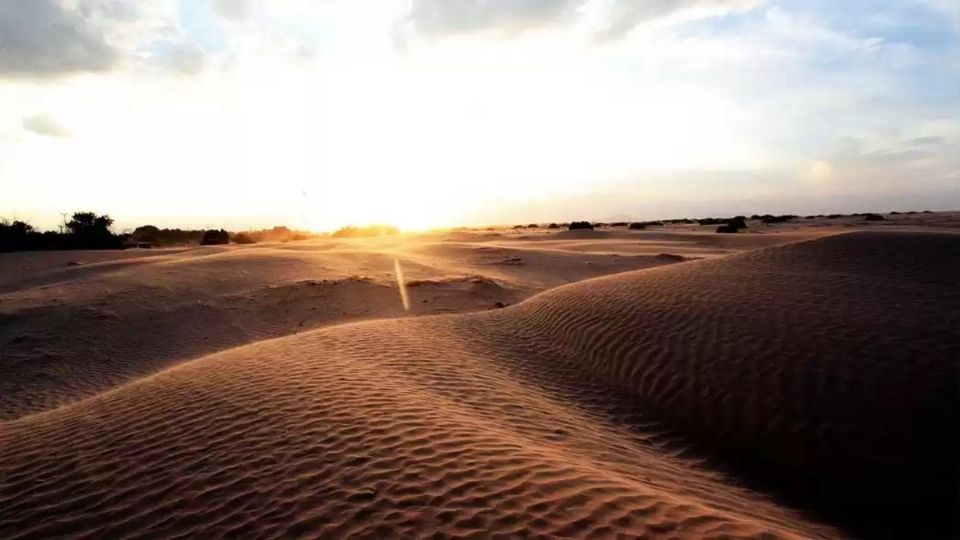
568 221 594 230
547 223 560 229
232 232 256 244
628 223 646 230
761 214 796 224
717 216 748 234
697 217 727 225
864 213 885 221
201 229 230 245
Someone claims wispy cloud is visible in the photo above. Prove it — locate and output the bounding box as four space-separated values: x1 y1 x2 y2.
21 113 71 137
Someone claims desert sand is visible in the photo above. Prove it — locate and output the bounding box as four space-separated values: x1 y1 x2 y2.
1 215 958 538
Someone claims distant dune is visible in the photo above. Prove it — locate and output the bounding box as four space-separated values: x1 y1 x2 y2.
0 227 823 419
2 230 956 538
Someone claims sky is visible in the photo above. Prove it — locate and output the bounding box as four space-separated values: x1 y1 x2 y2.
0 0 958 232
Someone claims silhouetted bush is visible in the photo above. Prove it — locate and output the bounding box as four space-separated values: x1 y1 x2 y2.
1 212 124 251
201 229 230 245
628 223 646 230
568 221 594 230
864 213 885 221
232 232 256 244
547 223 560 229
760 214 797 224
717 216 748 234
805 215 816 219
526 223 539 228
128 225 205 246
610 222 629 227
697 217 728 225
0 220 36 252
512 225 525 229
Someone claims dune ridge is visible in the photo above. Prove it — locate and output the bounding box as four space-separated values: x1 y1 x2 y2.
2 231 956 538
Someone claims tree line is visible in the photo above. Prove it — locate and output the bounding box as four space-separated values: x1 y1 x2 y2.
1 213 317 252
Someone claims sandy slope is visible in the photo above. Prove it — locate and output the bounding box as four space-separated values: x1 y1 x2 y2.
2 230 956 538
0 227 826 419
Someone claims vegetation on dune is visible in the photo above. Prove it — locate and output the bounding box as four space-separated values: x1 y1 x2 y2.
716 216 748 234
567 221 594 230
1 212 124 251
200 229 230 245
1 215 317 252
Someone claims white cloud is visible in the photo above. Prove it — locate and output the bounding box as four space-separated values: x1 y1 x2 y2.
403 0 764 38
211 0 253 21
21 113 72 137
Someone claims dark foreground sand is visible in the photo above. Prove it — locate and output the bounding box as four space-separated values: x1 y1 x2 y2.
1 228 957 538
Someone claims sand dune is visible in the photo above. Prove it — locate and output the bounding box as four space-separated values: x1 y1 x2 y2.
2 230 956 538
0 228 819 420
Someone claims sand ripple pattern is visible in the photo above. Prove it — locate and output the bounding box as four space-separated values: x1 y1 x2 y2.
2 232 956 538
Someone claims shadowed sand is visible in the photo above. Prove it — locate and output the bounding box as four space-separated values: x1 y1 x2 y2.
1 230 957 538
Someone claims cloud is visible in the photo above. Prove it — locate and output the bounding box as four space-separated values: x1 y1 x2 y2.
404 0 762 38
407 0 576 35
22 113 72 137
166 39 206 75
0 0 116 78
591 0 762 38
211 0 253 22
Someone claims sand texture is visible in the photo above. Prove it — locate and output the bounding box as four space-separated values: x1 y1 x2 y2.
1 227 957 538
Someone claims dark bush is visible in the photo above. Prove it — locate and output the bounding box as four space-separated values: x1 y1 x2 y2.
610 222 629 227
526 223 539 228
864 213 885 221
201 229 230 245
628 223 646 230
2 212 124 251
717 216 748 234
568 221 594 230
547 223 560 229
761 214 796 224
232 232 256 244
697 217 728 225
